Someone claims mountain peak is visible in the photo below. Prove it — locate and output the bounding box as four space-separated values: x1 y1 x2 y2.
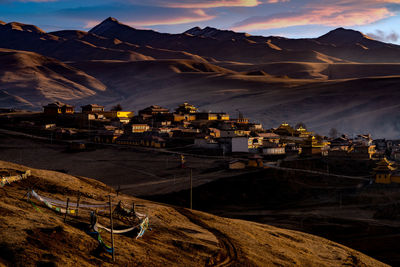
184 26 202 35
317 27 371 45
105 17 119 23
89 17 123 35
327 27 363 36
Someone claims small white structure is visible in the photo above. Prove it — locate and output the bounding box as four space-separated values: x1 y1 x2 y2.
263 147 285 155
220 130 237 138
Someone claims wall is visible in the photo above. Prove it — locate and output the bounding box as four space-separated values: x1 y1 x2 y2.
232 137 249 153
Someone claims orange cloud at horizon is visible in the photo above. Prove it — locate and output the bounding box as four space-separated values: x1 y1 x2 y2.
232 6 393 31
267 0 290 3
165 0 261 8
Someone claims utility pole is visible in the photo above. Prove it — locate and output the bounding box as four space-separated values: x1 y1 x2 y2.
64 198 70 222
109 195 115 262
190 168 193 210
88 118 91 141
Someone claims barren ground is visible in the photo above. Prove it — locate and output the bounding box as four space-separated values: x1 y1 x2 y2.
0 133 398 265
0 160 387 266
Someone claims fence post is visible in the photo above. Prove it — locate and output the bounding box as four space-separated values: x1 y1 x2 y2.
76 192 81 217
64 198 70 222
109 195 115 262
190 168 193 210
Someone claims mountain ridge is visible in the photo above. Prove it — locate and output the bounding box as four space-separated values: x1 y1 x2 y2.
88 17 400 63
88 18 347 63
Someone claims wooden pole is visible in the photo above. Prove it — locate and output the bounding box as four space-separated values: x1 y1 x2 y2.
64 198 70 222
190 168 193 210
109 195 115 262
76 192 81 217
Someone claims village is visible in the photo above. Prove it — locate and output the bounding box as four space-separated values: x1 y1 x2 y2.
1 101 400 185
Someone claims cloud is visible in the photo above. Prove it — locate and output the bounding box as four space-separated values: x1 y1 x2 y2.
231 1 397 31
266 0 290 3
24 0 56 1
84 9 215 28
55 3 217 28
122 0 289 8
165 0 261 8
368 29 399 42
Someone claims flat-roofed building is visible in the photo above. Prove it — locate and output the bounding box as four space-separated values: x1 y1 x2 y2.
81 104 104 113
196 112 229 121
127 124 150 133
139 105 170 116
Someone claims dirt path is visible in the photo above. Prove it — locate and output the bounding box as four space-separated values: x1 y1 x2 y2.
175 207 240 266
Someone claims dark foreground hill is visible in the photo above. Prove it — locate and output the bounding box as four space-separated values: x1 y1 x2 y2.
0 160 387 266
149 163 400 266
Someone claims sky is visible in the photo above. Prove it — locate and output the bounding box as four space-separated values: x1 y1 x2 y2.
1 0 400 43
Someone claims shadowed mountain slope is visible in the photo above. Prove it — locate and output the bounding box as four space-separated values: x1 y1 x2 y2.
186 26 400 63
0 48 107 108
89 18 345 64
0 22 152 61
217 61 400 80
50 30 209 62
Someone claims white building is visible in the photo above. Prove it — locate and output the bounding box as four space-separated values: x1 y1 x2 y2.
262 147 285 155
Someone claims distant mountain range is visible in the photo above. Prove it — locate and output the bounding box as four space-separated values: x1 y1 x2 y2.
1 17 400 137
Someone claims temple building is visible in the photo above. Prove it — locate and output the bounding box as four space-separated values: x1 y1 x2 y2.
273 123 296 136
235 112 249 124
373 157 400 184
295 126 312 138
43 102 74 115
174 102 197 122
175 102 197 114
301 136 325 156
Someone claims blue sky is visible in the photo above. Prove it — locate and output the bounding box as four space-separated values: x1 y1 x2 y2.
1 0 400 43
